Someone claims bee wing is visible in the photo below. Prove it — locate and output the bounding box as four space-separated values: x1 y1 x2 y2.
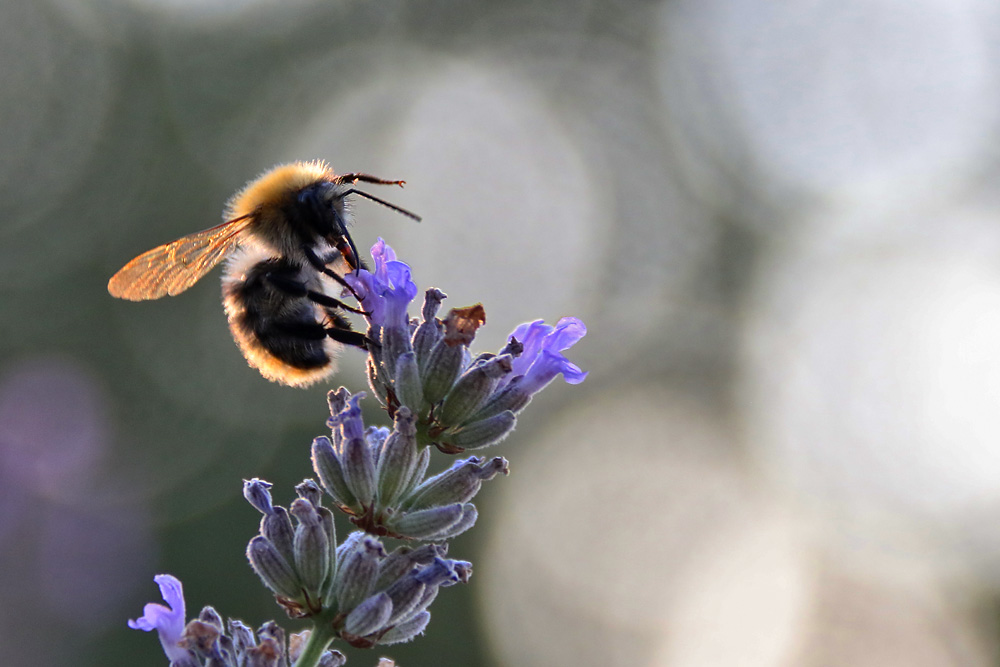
108 217 252 301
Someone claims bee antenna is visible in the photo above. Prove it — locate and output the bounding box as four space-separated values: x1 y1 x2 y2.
342 188 422 223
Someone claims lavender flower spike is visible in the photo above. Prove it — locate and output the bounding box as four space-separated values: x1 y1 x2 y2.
128 574 194 664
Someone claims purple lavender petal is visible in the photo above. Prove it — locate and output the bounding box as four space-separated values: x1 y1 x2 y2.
371 237 396 280
519 350 588 395
343 268 382 324
546 317 587 351
501 317 587 393
382 259 418 328
506 320 549 379
344 239 417 328
128 574 190 662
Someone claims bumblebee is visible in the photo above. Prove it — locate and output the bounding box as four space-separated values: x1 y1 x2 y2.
108 160 419 386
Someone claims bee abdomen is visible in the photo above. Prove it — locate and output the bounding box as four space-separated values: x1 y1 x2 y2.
255 320 332 370
222 249 341 387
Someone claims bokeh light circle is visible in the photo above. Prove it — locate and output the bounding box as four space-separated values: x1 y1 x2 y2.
481 386 812 667
738 208 1000 566
654 0 998 210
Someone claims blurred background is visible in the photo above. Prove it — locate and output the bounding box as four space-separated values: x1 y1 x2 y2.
3 0 1000 665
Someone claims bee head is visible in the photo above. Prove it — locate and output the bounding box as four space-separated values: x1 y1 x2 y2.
296 181 360 269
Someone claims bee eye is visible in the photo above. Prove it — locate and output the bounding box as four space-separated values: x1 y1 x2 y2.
297 187 317 205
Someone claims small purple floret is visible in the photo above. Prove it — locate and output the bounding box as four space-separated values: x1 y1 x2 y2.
128 574 190 662
331 392 367 443
344 238 418 329
414 557 463 587
502 317 588 395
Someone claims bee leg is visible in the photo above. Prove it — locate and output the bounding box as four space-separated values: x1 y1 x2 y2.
325 327 371 350
323 320 375 351
272 320 329 340
263 272 311 298
263 270 368 316
304 289 368 316
302 245 366 298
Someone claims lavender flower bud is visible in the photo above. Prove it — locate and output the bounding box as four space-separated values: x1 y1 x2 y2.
290 498 330 596
295 479 323 507
180 618 221 658
333 533 383 612
243 478 275 515
257 621 285 651
384 576 426 627
393 351 424 414
335 530 364 573
327 388 349 423
317 506 337 585
412 289 446 369
288 630 309 663
380 321 413 382
437 355 512 426
212 631 236 662
197 605 224 632
389 558 464 629
227 619 255 655
450 560 473 584
406 584 440 627
366 426 391 460
325 389 351 451
405 456 509 511
376 407 419 506
440 410 517 450
341 433 376 507
367 354 386 404
406 446 431 503
386 503 464 540
332 392 366 444
244 638 281 667
312 436 356 510
423 503 478 540
472 379 532 418
375 544 447 591
398 558 471 633
378 611 430 645
343 592 393 637
261 507 295 566
246 536 302 602
420 305 484 404
499 336 523 358
421 288 446 323
417 557 462 585
421 339 465 406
